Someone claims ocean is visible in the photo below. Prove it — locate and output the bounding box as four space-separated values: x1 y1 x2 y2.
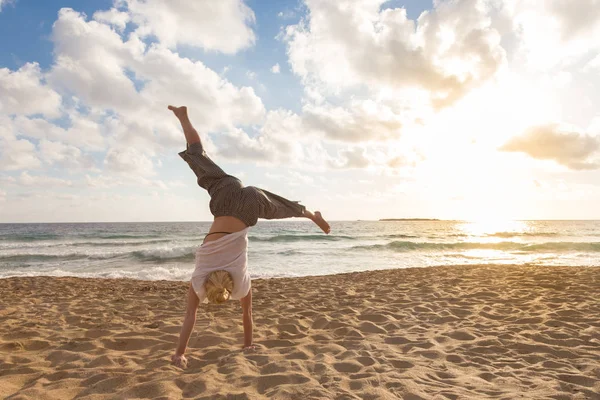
1 220 599 281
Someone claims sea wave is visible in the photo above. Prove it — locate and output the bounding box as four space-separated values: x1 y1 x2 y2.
384 234 420 239
486 232 559 238
71 239 175 247
351 241 600 253
0 265 306 281
96 234 165 240
250 234 355 242
0 234 62 242
0 238 176 250
0 245 198 264
252 233 421 242
0 233 166 242
0 266 193 281
131 246 196 263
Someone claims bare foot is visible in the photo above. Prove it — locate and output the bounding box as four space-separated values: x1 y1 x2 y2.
242 345 257 353
312 211 330 234
168 105 188 120
171 353 188 369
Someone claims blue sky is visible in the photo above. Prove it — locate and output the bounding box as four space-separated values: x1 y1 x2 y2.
0 0 430 110
1 0 600 222
0 0 432 111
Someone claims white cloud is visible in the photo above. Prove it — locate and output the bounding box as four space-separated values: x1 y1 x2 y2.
267 0 515 168
48 8 144 112
328 147 371 169
19 171 73 187
84 173 169 189
284 0 506 108
0 137 41 171
216 108 318 164
104 147 155 177
0 63 62 118
584 54 600 71
0 191 211 222
277 10 296 20
287 170 314 185
133 44 265 132
0 175 16 185
93 8 130 32
302 100 403 142
501 124 600 170
214 93 413 167
213 100 411 169
507 0 600 69
271 63 281 74
0 0 15 12
48 8 265 151
324 143 418 171
0 116 98 172
120 0 256 53
0 118 42 171
14 113 105 151
37 139 96 170
217 128 272 162
85 174 119 189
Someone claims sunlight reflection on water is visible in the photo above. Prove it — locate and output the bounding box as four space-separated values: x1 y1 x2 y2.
459 219 530 238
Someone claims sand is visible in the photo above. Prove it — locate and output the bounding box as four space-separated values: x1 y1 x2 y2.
1 265 599 399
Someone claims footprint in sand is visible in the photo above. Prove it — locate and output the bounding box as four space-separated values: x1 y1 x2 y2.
389 359 415 369
358 321 387 334
333 361 363 373
260 362 288 374
357 313 391 323
261 339 295 349
284 350 310 360
446 330 476 341
356 356 377 366
256 373 310 395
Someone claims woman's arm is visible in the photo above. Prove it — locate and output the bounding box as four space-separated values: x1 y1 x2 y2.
172 284 200 367
240 289 254 350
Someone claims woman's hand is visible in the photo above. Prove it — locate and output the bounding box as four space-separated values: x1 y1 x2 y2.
171 353 188 368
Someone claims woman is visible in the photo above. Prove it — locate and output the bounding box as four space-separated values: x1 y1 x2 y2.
169 105 330 368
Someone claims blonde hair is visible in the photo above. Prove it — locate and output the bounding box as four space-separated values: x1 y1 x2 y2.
205 270 234 304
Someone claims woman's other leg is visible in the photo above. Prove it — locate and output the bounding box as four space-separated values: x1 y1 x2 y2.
301 209 331 234
250 187 331 234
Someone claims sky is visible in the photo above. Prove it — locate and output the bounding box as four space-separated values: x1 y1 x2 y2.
1 0 600 223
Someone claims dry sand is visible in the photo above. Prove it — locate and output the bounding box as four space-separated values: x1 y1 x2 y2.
1 265 599 399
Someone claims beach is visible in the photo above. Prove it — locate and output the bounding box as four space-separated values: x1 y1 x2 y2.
1 264 599 399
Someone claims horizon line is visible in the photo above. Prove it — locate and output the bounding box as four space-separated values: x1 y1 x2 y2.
2 219 600 224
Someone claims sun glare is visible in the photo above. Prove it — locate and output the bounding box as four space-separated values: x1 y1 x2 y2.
459 219 529 238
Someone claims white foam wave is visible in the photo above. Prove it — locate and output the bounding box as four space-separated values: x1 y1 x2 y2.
135 245 197 260
0 265 194 281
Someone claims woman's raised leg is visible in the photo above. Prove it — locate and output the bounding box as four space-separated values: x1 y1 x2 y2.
169 105 201 145
251 187 331 234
